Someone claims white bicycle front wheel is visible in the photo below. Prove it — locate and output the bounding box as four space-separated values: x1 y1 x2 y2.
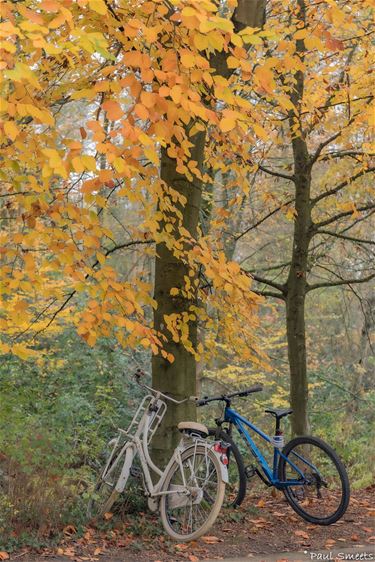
87 445 133 519
159 445 225 541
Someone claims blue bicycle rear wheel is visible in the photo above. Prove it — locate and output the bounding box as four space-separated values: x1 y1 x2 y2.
278 435 350 525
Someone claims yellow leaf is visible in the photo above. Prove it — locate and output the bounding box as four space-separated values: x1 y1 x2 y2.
181 52 195 68
170 288 179 296
294 29 307 40
226 56 239 69
252 123 268 140
89 0 107 15
171 85 182 104
140 338 150 347
4 121 19 141
193 33 208 51
12 344 38 360
219 117 236 132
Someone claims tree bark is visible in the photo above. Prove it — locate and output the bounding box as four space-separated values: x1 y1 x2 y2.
286 137 312 435
151 132 205 467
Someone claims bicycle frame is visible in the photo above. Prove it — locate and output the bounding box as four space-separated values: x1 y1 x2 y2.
105 391 227 510
224 407 317 489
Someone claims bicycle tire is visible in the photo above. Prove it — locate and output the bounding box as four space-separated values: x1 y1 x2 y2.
159 445 225 541
208 428 247 508
278 435 350 525
87 445 133 519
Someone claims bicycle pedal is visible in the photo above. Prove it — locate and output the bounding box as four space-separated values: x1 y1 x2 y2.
245 465 257 479
130 466 142 478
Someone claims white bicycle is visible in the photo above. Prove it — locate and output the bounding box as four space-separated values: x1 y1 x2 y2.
87 369 229 541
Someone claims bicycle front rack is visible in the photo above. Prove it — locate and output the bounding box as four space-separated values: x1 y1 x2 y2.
121 394 167 444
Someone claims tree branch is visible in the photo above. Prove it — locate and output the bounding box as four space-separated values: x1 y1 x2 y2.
311 167 375 206
257 163 295 181
235 198 294 241
250 288 286 300
243 270 286 293
318 150 374 162
313 203 375 229
316 229 375 246
307 273 375 292
310 129 345 166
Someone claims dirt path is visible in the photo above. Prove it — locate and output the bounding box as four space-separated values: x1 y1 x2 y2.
9 488 375 562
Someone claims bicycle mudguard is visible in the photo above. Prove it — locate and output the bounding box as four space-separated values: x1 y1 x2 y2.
115 445 135 492
182 441 229 484
211 446 229 484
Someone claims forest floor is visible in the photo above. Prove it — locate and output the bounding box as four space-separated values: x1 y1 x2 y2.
7 487 375 562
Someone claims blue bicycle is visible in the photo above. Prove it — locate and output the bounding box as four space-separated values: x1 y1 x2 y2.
198 384 350 525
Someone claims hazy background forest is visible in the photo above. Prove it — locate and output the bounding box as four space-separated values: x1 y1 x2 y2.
0 0 374 553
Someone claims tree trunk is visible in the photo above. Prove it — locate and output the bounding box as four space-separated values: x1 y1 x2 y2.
151 0 266 466
284 0 312 437
287 133 311 436
151 131 205 468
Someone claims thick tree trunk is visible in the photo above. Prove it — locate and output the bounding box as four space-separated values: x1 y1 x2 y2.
151 131 205 467
151 0 266 466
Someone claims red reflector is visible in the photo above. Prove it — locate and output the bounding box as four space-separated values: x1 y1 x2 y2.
220 454 229 465
214 441 229 455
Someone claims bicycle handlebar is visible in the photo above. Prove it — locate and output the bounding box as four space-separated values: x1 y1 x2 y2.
196 384 263 406
133 370 263 407
133 369 195 405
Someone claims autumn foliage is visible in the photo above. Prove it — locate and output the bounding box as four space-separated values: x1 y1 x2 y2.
0 0 373 365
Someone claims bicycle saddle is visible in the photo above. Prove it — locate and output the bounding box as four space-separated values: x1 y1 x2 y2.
178 421 209 438
265 408 293 420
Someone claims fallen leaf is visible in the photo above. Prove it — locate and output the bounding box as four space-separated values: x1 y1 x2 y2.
201 535 223 544
294 530 309 539
256 498 266 508
103 511 113 520
0 553 9 561
351 534 359 541
189 556 199 562
64 524 77 535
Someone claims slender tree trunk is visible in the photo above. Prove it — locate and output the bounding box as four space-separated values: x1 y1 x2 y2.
286 1 312 435
151 131 205 467
287 139 312 437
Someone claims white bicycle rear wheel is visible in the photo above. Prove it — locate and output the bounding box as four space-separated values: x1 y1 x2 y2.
159 445 225 541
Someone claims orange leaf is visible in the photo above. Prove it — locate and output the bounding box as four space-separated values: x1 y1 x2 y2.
201 535 222 544
294 530 309 539
102 100 123 120
134 103 149 120
0 553 9 561
140 91 155 108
